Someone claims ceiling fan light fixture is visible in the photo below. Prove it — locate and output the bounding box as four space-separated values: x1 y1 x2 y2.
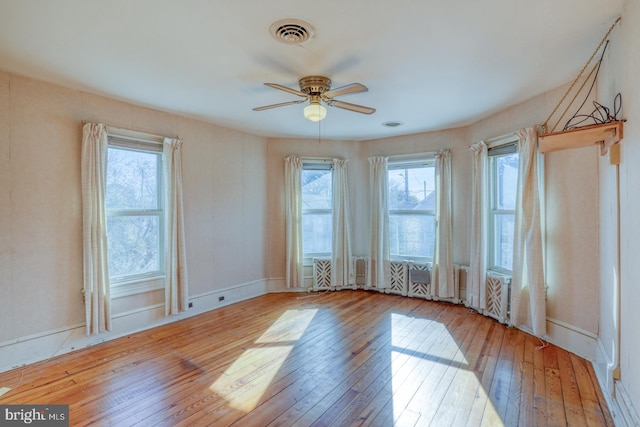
304 102 327 122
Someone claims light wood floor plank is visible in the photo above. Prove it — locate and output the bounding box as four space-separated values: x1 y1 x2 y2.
0 291 613 427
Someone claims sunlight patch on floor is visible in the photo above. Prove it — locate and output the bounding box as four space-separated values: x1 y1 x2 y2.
473 381 504 426
389 313 468 365
209 345 293 412
210 309 317 412
255 308 318 343
390 312 498 424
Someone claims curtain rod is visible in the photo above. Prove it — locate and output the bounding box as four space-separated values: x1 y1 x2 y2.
301 156 344 162
470 131 519 149
386 151 439 162
82 121 178 142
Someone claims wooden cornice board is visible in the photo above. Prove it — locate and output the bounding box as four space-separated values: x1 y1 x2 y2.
538 121 623 155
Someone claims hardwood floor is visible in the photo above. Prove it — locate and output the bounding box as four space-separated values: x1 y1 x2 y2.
0 291 613 426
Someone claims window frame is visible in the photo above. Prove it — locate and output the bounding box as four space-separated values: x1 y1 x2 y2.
106 132 166 297
487 139 519 274
387 156 436 263
301 160 333 264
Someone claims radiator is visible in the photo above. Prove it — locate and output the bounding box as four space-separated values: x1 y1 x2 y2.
407 262 465 304
352 257 368 289
312 258 332 291
451 264 468 305
387 261 408 296
315 256 509 325
313 257 365 291
407 261 431 299
484 272 510 324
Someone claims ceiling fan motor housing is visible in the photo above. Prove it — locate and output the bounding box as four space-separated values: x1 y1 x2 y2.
299 76 331 95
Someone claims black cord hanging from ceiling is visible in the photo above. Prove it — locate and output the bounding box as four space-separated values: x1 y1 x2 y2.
562 40 623 131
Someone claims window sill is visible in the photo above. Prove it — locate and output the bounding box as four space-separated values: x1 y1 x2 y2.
111 276 165 299
487 268 512 277
303 256 331 267
390 257 432 264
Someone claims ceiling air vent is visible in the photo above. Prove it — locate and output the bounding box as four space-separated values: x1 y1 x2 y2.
383 121 404 128
270 19 314 45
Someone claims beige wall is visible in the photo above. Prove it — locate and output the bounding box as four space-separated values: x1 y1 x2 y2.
361 129 470 264
262 85 604 350
265 138 358 281
617 0 640 417
0 71 268 346
0 73 10 339
265 128 470 282
1 74 85 341
2 28 639 418
0 70 612 359
468 85 602 338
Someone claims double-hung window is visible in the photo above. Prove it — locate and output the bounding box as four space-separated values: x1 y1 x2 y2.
387 158 436 262
301 161 333 262
105 134 165 295
487 141 519 273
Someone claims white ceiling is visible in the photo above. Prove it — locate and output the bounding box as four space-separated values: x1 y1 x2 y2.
0 0 624 140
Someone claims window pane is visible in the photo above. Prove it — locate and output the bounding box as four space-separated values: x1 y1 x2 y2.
389 213 435 259
388 163 435 260
302 212 332 255
106 147 159 210
302 167 332 257
107 216 160 278
496 153 518 210
302 169 332 210
494 213 515 271
388 166 435 210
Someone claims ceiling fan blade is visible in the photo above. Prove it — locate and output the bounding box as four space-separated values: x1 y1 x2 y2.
326 99 376 115
324 83 368 98
253 99 307 111
264 83 307 98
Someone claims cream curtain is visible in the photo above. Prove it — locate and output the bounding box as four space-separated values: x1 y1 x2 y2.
510 127 546 337
285 155 304 288
81 123 111 335
432 149 454 298
367 156 390 289
164 137 189 316
468 141 488 311
331 159 354 288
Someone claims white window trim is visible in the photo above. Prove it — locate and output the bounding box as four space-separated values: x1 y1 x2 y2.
301 158 334 264
387 156 436 263
487 135 519 274
106 128 167 297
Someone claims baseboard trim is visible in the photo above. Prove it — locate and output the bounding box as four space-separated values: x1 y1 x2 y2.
594 337 616 398
544 316 598 361
265 277 309 293
615 380 640 427
0 279 270 374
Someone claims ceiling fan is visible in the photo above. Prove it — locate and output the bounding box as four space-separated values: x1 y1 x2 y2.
253 76 376 121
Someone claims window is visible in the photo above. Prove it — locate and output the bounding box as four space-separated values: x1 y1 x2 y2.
388 159 436 262
488 142 519 272
301 162 333 261
105 135 165 293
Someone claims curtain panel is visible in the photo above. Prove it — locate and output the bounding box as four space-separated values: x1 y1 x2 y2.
284 156 304 288
331 159 355 288
510 127 546 337
432 149 454 298
367 156 390 289
81 122 111 335
164 137 189 315
468 141 488 311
